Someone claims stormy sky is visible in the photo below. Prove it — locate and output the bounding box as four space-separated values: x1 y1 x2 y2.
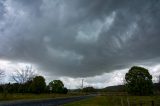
0 0 160 88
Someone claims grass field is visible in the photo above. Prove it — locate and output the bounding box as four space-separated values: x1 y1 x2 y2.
64 95 160 106
0 93 81 101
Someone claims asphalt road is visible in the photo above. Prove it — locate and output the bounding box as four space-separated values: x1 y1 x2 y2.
0 95 94 106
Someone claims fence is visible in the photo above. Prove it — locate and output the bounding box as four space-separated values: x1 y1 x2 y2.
121 98 160 106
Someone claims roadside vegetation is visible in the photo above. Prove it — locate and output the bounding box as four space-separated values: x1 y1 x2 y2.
0 65 69 101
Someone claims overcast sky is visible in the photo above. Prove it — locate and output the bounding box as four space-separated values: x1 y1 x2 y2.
0 0 160 89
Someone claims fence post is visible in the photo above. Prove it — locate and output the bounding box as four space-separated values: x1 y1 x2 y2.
121 98 124 106
151 101 154 106
127 97 130 106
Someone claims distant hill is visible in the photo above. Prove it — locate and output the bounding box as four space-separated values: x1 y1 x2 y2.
102 83 160 92
70 83 160 93
101 85 125 92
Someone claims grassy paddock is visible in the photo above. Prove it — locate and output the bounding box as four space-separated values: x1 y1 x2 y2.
0 93 82 101
64 95 160 106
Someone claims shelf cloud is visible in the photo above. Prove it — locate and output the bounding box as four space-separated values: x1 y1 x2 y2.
0 0 160 80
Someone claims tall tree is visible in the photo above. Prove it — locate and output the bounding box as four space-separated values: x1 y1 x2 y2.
12 65 36 84
49 80 68 94
125 66 153 95
30 76 46 94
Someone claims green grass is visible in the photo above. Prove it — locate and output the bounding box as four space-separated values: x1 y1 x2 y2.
0 93 81 101
64 95 160 106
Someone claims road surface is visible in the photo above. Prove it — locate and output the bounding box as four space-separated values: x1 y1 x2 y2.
0 95 94 106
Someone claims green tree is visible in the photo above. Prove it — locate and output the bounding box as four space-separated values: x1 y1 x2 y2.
49 80 68 94
125 66 153 95
30 76 46 94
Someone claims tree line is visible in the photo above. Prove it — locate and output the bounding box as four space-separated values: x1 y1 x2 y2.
0 66 68 94
0 65 160 96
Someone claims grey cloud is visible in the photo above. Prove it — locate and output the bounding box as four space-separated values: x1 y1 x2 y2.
0 0 160 77
14 0 43 17
0 1 5 20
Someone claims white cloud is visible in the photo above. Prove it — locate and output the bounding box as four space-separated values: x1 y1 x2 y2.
60 69 127 89
0 59 160 88
60 65 160 89
0 59 40 83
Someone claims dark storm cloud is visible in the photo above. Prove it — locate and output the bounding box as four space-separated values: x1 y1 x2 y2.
0 0 160 77
14 0 43 16
0 0 5 20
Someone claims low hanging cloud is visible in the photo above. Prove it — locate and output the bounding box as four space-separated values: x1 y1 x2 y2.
0 0 160 78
